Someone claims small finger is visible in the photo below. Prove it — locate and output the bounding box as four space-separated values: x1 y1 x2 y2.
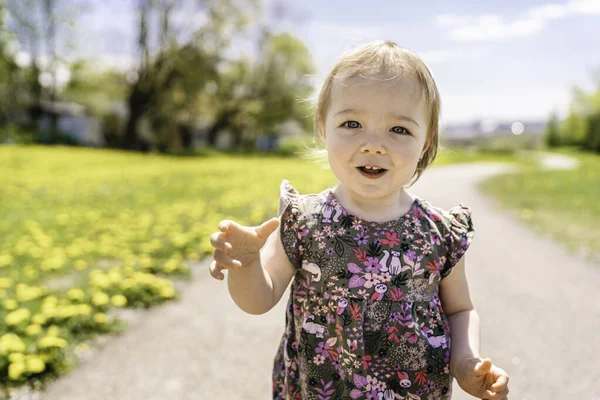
483 388 509 400
210 231 232 253
208 260 225 280
491 373 509 391
214 250 242 269
218 220 235 233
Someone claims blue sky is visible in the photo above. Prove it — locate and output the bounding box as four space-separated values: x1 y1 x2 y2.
67 0 600 124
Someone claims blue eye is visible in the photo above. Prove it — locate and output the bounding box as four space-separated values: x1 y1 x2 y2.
391 126 409 135
342 121 361 129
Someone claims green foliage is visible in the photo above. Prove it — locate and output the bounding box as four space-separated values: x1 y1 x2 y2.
0 124 36 144
545 112 561 148
560 71 600 152
61 61 129 116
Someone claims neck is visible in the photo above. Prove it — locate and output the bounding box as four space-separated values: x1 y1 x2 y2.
332 184 415 222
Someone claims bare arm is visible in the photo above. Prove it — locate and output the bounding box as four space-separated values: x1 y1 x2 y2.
447 309 481 376
439 255 479 374
210 216 296 315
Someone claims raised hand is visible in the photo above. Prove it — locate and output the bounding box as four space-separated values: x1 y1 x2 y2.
208 217 280 280
454 357 510 399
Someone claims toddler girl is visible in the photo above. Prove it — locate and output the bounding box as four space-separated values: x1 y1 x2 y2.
209 40 510 400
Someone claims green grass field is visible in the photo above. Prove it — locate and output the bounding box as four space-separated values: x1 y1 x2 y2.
0 143 593 393
479 148 600 261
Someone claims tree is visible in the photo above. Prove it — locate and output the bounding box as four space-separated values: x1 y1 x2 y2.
204 31 315 147
5 0 84 139
124 0 257 150
545 112 560 148
568 70 600 152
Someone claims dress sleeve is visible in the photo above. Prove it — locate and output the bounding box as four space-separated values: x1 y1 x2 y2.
440 204 474 279
278 179 303 270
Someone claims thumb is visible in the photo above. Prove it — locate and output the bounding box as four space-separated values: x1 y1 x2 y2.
474 358 493 375
255 217 280 240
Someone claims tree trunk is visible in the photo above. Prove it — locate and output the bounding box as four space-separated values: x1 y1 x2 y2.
206 109 237 147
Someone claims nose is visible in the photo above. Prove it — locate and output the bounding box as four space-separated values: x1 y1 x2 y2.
359 136 386 155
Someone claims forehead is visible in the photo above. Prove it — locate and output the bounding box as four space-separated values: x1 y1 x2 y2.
329 75 427 117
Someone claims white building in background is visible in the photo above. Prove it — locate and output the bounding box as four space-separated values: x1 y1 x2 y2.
441 119 547 146
39 100 104 146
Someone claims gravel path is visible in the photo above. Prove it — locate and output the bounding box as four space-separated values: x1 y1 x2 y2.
32 161 599 400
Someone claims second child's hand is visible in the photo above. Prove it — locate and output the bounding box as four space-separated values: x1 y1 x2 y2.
208 217 280 280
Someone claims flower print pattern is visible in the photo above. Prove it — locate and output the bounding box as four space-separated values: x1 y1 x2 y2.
274 180 474 400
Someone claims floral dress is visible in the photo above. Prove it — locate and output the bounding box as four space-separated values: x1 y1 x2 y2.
272 180 474 400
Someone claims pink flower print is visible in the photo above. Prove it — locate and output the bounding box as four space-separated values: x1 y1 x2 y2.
363 273 380 288
352 219 362 231
421 243 432 255
337 227 346 235
354 232 370 245
313 354 326 365
318 242 326 249
402 229 414 239
314 230 324 241
380 231 401 247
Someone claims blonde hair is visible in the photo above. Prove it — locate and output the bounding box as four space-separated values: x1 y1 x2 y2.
308 40 441 186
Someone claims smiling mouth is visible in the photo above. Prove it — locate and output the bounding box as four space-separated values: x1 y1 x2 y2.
356 166 388 178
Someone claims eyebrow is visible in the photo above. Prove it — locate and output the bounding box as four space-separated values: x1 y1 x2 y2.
333 108 421 128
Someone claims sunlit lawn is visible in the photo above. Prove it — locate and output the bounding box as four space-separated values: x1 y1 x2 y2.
479 148 600 261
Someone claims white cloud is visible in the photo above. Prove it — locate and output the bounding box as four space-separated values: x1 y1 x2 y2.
437 0 600 41
419 48 486 65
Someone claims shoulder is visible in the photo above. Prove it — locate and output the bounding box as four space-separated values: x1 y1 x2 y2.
416 197 474 237
278 179 328 223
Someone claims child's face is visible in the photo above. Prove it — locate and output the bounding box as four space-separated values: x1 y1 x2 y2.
324 75 429 199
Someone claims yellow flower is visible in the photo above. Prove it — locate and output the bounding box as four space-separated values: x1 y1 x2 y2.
0 253 14 268
31 313 47 325
25 324 43 336
67 288 86 302
8 361 26 380
111 294 127 307
0 333 26 354
93 313 107 324
77 304 92 315
8 352 25 362
92 291 109 306
0 277 14 289
3 298 18 310
25 356 46 373
15 284 45 301
37 336 67 349
74 259 87 270
160 285 175 299
47 325 61 337
5 308 31 326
